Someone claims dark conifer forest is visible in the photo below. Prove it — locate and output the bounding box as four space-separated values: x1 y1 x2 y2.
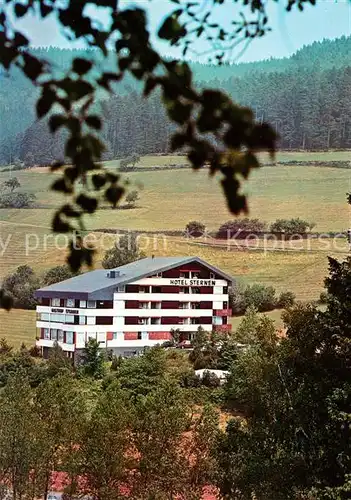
2 35 351 165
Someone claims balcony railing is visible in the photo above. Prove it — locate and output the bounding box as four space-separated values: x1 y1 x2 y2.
213 324 232 333
214 309 232 317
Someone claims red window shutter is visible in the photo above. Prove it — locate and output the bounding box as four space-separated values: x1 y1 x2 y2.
106 332 114 341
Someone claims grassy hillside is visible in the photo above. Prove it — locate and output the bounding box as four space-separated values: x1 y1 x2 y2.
0 152 349 346
1 159 350 232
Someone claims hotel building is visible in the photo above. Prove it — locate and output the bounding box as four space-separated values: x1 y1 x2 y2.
35 256 233 358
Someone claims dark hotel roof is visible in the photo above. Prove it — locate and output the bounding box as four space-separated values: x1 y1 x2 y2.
35 256 233 300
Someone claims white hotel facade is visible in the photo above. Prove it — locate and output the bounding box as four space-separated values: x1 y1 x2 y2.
35 257 233 358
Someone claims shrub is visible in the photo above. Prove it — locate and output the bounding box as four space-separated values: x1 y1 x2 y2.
201 370 221 388
243 284 277 312
102 233 146 269
185 220 206 237
277 291 296 309
229 281 247 315
319 291 329 304
217 218 266 239
0 192 36 208
270 218 315 234
2 265 39 309
125 190 139 207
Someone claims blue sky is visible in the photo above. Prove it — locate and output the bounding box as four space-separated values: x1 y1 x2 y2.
14 0 351 62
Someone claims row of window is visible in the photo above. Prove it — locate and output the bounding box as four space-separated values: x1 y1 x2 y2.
39 313 113 325
42 329 74 344
138 302 209 309
148 272 210 279
48 299 113 309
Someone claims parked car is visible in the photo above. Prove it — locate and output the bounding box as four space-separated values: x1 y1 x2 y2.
177 340 193 349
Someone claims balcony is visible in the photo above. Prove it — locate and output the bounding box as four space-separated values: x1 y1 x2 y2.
214 309 232 317
213 324 232 333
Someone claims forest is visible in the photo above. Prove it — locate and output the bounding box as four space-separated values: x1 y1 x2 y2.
2 35 351 165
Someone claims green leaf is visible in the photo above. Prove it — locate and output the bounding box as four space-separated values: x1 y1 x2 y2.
86 115 102 130
22 53 43 80
51 178 73 194
61 204 81 218
49 114 67 133
52 213 72 233
14 3 28 17
36 89 56 119
158 14 186 41
166 101 192 125
76 194 98 214
105 186 124 208
72 58 93 76
92 174 106 190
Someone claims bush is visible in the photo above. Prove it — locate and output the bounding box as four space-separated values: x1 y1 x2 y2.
102 233 146 269
125 190 139 207
179 371 202 388
2 265 39 309
0 192 36 208
243 284 277 312
185 220 206 237
270 218 315 234
277 291 296 309
201 370 221 388
217 218 266 239
319 291 329 304
42 265 77 286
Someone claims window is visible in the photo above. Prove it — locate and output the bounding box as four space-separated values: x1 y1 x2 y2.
66 298 75 308
79 300 87 308
151 318 161 325
138 318 148 325
191 302 200 309
192 287 201 294
50 329 58 341
179 302 189 309
51 298 60 307
191 318 200 324
180 272 189 278
65 314 75 324
192 272 200 279
210 272 215 279
86 316 95 325
116 285 125 293
43 328 50 340
139 286 148 293
178 318 186 325
154 272 163 278
51 313 64 323
79 315 86 325
139 302 149 309
137 332 142 340
96 316 113 325
152 286 162 293
180 287 189 294
65 332 74 344
58 330 64 342
97 300 113 309
41 313 50 322
151 302 161 309
223 287 228 294
87 300 96 308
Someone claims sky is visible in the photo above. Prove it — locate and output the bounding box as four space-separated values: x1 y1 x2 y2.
10 0 351 63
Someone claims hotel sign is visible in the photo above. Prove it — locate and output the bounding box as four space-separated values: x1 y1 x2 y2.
168 279 216 286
